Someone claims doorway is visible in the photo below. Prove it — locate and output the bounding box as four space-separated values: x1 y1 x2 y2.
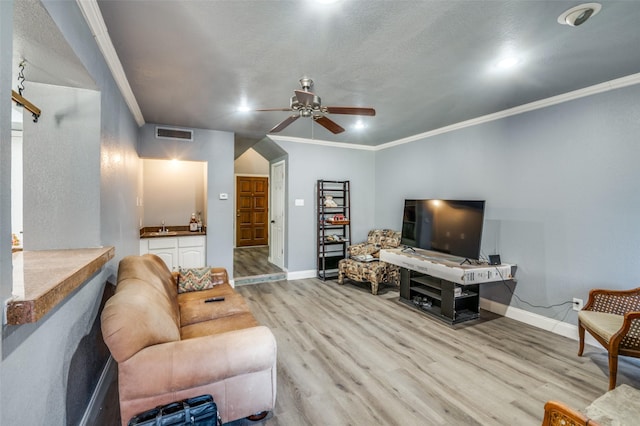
233 174 285 283
233 148 285 284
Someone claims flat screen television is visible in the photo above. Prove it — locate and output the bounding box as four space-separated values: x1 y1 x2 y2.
401 199 486 260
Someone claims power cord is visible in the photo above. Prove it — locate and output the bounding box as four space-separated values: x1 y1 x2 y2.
483 253 574 310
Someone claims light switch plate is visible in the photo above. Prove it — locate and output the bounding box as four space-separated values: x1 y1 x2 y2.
295 199 304 206
219 193 228 200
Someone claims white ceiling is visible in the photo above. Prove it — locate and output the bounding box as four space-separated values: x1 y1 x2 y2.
14 1 640 148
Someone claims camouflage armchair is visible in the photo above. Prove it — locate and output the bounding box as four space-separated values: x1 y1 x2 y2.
337 229 401 295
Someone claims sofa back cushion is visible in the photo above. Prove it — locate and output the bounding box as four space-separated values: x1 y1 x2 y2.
102 278 181 362
117 254 179 322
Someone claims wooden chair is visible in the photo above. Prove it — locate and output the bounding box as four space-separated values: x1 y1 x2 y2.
541 401 599 426
578 287 640 390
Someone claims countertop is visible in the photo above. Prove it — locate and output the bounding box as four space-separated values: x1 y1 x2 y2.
139 226 206 239
8 246 115 325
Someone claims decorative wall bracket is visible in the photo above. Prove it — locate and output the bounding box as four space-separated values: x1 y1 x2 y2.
12 89 41 123
12 60 41 123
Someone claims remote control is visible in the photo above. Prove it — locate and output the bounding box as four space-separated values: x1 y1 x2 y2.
204 297 225 303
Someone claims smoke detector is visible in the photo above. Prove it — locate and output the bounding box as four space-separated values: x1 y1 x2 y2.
558 3 602 27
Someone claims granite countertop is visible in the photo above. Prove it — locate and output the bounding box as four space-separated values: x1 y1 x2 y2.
8 246 115 325
139 226 206 239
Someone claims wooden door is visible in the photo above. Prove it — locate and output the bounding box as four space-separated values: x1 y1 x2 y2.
236 176 269 247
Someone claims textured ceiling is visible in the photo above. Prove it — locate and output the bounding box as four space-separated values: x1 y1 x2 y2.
30 1 640 147
95 0 640 147
12 0 96 91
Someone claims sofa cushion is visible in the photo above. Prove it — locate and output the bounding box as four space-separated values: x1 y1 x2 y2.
118 254 180 322
177 283 235 304
101 280 181 363
180 313 259 340
179 293 252 327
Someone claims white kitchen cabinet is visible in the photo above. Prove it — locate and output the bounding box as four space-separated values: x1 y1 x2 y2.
140 235 205 271
178 236 206 269
146 237 178 271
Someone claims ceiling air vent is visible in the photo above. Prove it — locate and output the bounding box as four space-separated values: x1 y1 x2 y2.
155 126 194 141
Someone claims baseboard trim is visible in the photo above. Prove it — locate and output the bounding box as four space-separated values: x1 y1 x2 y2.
287 269 317 280
80 355 116 426
480 297 600 348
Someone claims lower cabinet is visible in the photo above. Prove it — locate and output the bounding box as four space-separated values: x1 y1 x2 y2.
140 236 205 271
178 236 206 269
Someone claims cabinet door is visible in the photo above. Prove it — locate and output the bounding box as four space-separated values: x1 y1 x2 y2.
179 247 205 269
140 239 148 255
149 249 177 271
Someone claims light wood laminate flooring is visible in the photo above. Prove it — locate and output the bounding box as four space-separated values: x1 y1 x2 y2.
234 246 284 278
95 277 640 425
236 278 640 426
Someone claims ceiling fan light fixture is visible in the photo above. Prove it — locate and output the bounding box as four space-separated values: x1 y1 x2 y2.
557 3 602 27
260 77 375 135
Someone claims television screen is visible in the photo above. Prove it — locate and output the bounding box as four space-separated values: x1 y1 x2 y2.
401 199 486 260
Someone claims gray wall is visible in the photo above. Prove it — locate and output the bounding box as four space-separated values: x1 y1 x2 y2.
375 84 640 323
0 1 13 413
272 140 376 273
138 124 235 273
1 0 141 424
22 83 101 250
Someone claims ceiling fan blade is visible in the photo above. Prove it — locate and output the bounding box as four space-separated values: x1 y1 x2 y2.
256 108 292 112
323 106 376 116
314 115 345 134
294 90 315 106
269 114 300 133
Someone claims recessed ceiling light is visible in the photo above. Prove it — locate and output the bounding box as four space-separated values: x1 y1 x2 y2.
315 0 339 4
496 56 520 69
236 105 250 113
558 3 602 27
353 120 365 130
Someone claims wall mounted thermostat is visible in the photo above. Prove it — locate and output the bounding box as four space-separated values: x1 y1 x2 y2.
219 193 228 200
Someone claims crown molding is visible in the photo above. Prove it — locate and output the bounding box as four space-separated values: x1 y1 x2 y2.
279 72 640 151
374 72 640 151
267 135 375 151
76 0 145 127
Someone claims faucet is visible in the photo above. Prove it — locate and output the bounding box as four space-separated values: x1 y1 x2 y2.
160 220 167 233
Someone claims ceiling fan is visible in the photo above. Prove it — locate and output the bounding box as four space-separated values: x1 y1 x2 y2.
257 77 375 134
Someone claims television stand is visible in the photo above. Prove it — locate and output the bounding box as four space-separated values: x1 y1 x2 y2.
380 248 515 325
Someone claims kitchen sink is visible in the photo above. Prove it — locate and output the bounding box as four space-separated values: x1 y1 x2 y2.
148 231 178 236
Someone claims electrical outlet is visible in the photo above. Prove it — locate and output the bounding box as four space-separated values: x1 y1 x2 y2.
573 297 584 311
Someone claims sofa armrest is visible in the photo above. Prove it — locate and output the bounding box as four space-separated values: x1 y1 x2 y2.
117 326 276 401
